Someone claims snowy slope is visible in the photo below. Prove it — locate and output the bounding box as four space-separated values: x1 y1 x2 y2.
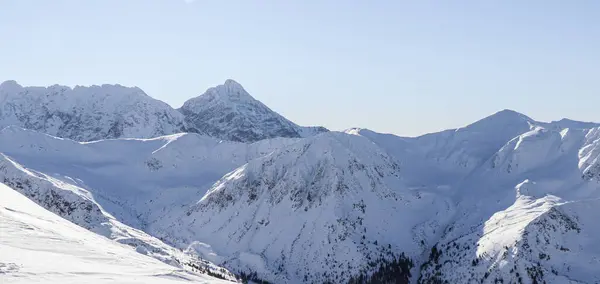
346 114 600 283
0 126 302 235
345 110 538 187
0 183 232 284
419 194 600 284
179 79 328 142
414 109 535 175
0 152 238 282
349 110 599 185
0 126 298 282
418 126 600 284
160 132 453 283
0 80 186 141
2 107 600 284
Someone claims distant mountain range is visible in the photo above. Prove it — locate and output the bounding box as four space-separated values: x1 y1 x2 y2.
1 79 599 283
0 79 327 143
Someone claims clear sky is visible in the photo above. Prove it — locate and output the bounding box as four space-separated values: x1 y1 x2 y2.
1 1 598 136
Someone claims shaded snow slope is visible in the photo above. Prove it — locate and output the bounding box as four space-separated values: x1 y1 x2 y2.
179 79 327 142
0 183 231 284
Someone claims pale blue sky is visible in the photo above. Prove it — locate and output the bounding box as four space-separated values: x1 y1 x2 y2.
1 1 598 136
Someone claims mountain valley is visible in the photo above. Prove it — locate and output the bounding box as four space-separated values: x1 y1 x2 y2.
1 80 599 284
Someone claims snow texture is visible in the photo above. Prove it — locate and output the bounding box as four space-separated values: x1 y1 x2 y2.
2 80 600 284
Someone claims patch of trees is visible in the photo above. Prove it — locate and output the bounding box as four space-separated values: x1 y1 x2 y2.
348 253 414 284
185 262 229 281
237 271 272 284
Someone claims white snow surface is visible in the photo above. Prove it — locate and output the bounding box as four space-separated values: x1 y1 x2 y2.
0 183 231 283
1 94 600 284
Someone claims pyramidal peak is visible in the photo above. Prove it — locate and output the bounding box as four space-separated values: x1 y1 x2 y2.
201 79 253 102
179 79 328 142
223 78 243 88
452 109 536 134
477 109 534 125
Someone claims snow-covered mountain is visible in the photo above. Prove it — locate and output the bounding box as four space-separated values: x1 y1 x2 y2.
159 132 453 283
408 125 600 284
180 79 328 142
0 80 186 141
0 79 327 143
0 126 292 283
1 105 600 284
346 113 600 284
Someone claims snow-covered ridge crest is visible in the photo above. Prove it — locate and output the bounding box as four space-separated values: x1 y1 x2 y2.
0 79 327 143
0 80 186 141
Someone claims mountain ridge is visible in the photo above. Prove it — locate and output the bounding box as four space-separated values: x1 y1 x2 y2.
1 80 600 283
0 79 327 143
179 79 328 142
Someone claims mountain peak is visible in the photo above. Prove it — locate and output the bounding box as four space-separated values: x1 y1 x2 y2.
180 79 256 115
548 118 600 130
0 80 23 92
466 109 534 130
491 109 531 120
200 79 254 103
223 78 243 88
179 80 328 142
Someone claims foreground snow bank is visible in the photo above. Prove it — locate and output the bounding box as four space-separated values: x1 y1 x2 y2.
0 183 231 284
